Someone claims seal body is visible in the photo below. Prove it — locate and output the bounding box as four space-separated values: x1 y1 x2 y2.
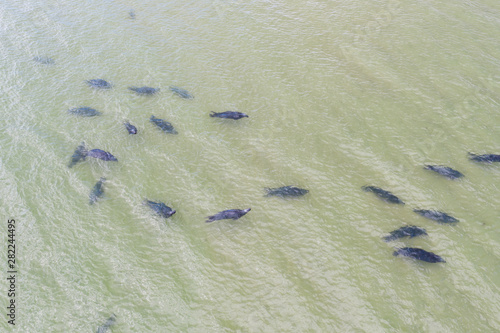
87 149 118 161
150 115 177 134
362 186 404 204
89 178 106 205
169 86 193 99
413 209 458 224
265 186 309 197
469 153 500 163
210 111 249 120
86 79 112 89
393 247 445 263
128 86 159 95
96 314 116 333
424 165 464 179
124 121 137 134
145 200 176 218
383 226 427 242
68 142 88 168
206 208 251 223
33 56 55 64
68 107 101 117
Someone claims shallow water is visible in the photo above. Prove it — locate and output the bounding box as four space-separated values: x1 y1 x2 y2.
1 0 500 331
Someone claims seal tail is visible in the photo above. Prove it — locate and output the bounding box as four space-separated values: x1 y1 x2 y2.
205 215 216 223
209 111 217 117
383 235 395 242
468 152 477 157
361 185 372 192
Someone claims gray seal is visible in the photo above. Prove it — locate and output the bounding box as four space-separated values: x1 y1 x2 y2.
96 313 116 333
265 186 309 197
393 247 445 263
424 165 464 179
68 107 101 117
413 209 458 224
210 111 249 120
87 149 118 161
124 121 137 134
169 86 193 99
86 79 112 89
383 226 427 242
150 115 177 134
361 186 404 204
89 178 106 205
128 86 159 95
206 208 251 223
144 199 176 218
468 153 500 163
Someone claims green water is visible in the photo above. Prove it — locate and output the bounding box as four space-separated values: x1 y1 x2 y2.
1 0 500 331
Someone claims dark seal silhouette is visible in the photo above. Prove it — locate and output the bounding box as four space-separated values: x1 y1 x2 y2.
129 9 136 19
424 165 464 180
68 142 88 168
169 86 193 99
150 115 177 134
383 226 427 242
144 200 176 218
33 56 55 65
468 153 500 163
210 111 249 120
413 209 458 224
89 178 106 205
96 313 116 333
206 208 251 223
87 149 118 161
68 143 117 167
265 186 309 197
68 107 101 117
361 186 404 204
128 86 159 95
393 247 445 263
86 79 112 89
124 121 137 134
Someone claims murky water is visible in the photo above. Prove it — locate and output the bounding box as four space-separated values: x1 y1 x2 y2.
1 0 500 331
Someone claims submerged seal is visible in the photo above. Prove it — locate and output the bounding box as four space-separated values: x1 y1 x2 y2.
210 111 249 120
383 226 427 242
424 165 464 180
33 56 55 65
361 186 404 204
413 209 458 224
68 143 117 167
265 186 309 197
393 247 445 263
144 200 176 218
468 153 500 163
87 149 118 161
86 79 112 89
124 121 137 134
150 115 177 134
89 177 106 205
68 142 88 168
128 86 159 95
96 313 116 333
169 86 193 99
206 208 251 223
68 107 101 117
